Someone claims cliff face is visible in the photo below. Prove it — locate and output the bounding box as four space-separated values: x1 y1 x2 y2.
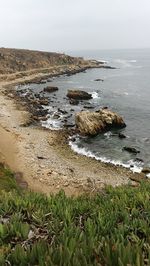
0 48 81 74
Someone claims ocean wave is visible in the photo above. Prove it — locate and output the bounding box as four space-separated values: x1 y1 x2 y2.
69 137 143 173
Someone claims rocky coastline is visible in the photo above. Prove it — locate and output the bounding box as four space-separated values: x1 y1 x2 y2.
3 58 118 130
0 53 148 195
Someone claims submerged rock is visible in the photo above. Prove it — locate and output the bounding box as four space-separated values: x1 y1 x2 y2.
122 147 140 154
43 86 58 93
103 65 117 69
75 109 126 136
135 158 144 163
69 99 79 105
58 108 68 114
94 78 104 82
67 90 92 100
118 132 126 139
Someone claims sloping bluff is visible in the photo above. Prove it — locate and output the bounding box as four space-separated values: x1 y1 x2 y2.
75 109 126 136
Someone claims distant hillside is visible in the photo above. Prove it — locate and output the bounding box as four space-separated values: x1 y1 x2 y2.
0 48 81 74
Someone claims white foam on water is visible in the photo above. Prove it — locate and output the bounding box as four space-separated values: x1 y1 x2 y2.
21 91 30 97
147 173 150 178
113 59 137 68
41 118 62 130
91 91 99 99
69 138 143 174
97 59 108 64
129 60 137 63
41 105 53 111
104 131 112 139
41 106 68 130
127 159 143 173
41 109 65 130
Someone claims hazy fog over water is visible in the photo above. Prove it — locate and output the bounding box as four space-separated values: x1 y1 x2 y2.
0 0 150 52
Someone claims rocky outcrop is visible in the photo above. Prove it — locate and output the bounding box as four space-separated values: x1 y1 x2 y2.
43 86 58 93
67 90 92 100
75 109 126 135
103 66 116 69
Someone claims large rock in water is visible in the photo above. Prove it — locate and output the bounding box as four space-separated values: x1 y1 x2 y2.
67 90 92 100
75 109 126 135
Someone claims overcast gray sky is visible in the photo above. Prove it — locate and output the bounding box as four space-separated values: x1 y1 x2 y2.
0 0 150 52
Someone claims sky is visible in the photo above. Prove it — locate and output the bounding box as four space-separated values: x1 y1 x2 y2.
0 0 150 52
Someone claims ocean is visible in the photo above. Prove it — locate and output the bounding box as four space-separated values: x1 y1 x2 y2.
19 48 150 172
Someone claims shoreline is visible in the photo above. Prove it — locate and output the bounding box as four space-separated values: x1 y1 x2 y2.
0 64 146 195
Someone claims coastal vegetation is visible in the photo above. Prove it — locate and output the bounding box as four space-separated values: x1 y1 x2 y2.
0 163 150 265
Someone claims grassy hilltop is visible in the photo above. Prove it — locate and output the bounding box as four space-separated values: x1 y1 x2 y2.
0 164 150 265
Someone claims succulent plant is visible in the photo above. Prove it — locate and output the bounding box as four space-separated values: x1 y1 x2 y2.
1 164 150 265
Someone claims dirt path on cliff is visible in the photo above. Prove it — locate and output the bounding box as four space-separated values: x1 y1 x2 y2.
0 73 145 196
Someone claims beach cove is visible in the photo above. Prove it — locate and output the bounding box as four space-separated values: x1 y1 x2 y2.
0 49 146 195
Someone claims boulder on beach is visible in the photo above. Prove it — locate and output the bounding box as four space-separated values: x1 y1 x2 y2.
43 86 58 93
75 109 126 136
67 90 92 100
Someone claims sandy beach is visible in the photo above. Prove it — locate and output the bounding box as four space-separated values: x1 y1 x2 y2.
0 67 145 196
